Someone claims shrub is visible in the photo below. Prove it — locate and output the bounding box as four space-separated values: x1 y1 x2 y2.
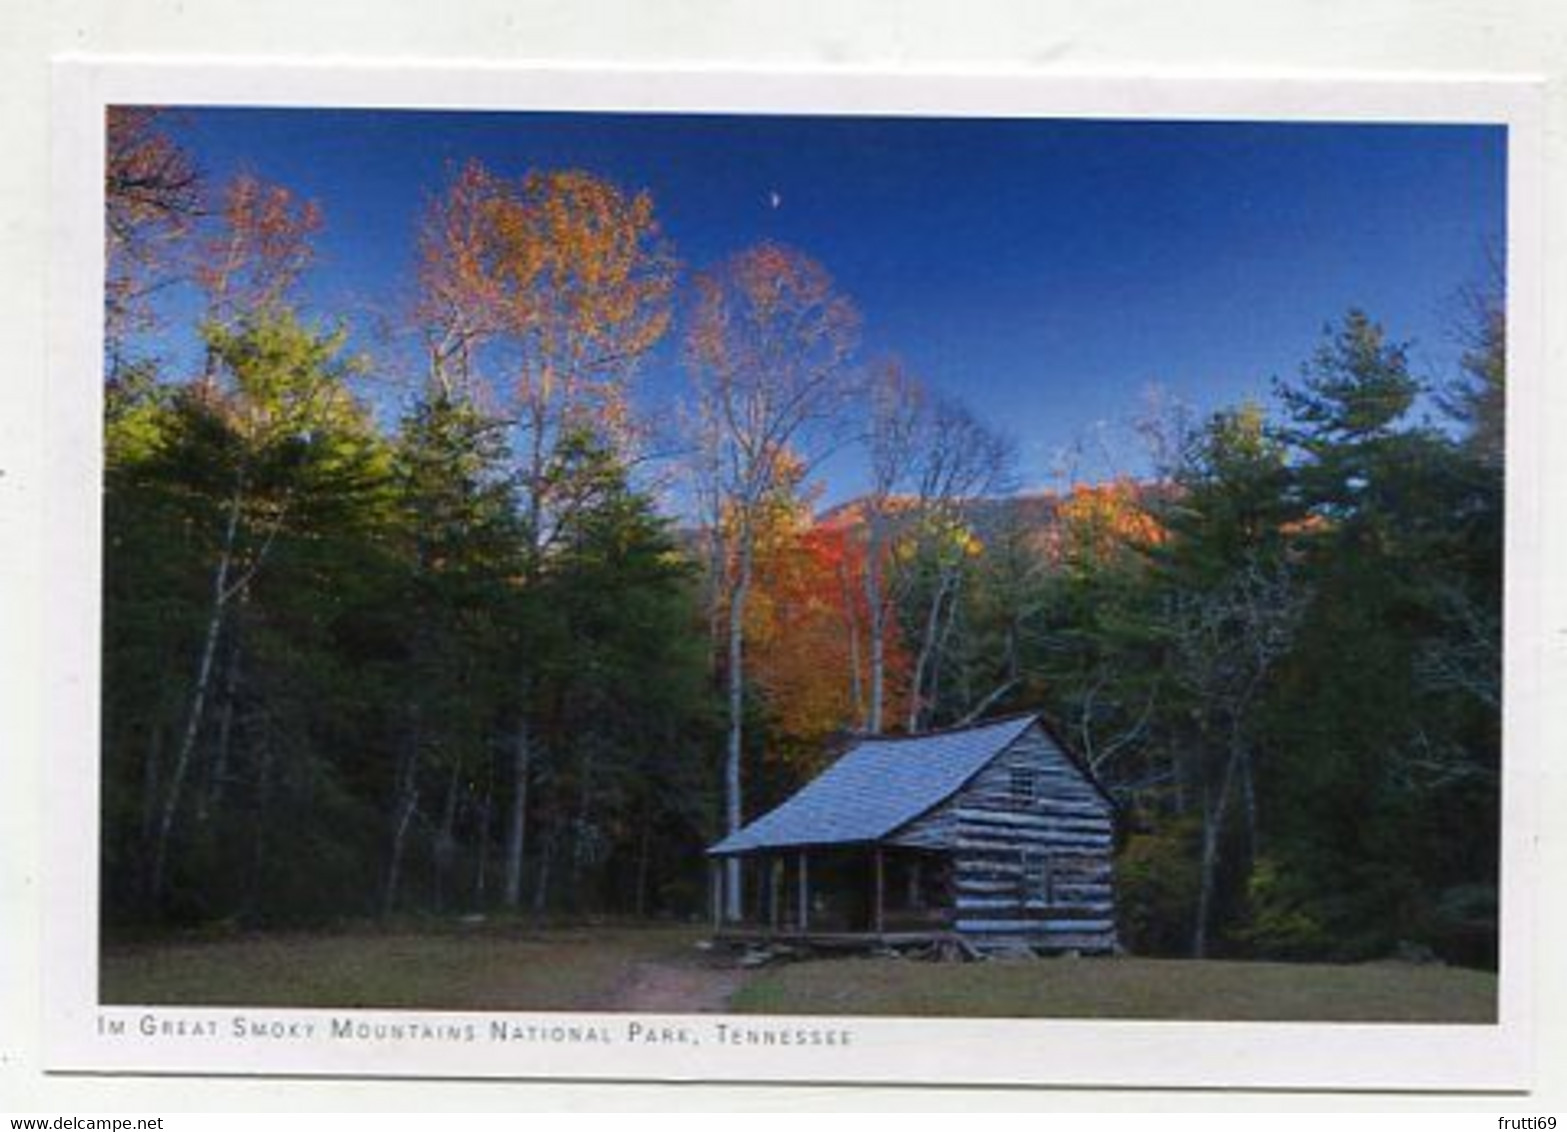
1233 855 1333 959
1116 818 1201 955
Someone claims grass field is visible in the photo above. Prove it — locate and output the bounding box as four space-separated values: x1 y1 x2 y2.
729 954 1498 1023
101 923 708 1012
101 924 1497 1023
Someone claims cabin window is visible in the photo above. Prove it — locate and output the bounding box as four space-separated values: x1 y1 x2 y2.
1010 768 1038 804
1020 850 1053 905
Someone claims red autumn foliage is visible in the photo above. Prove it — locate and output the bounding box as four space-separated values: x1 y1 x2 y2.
745 502 914 767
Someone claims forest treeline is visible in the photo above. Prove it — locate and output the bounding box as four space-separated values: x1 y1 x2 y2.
101 109 1503 966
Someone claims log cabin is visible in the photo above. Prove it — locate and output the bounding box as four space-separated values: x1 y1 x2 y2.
706 712 1118 957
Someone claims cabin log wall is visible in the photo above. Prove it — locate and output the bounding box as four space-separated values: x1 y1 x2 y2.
891 724 1118 953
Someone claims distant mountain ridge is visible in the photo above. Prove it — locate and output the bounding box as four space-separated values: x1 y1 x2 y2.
814 489 1067 532
814 482 1175 533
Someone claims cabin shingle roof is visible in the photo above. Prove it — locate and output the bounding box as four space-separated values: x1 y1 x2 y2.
707 714 1039 855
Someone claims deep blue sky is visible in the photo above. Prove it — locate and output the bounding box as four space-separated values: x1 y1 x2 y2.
156 108 1505 497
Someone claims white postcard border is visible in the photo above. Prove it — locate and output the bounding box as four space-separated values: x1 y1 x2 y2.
46 57 1545 1091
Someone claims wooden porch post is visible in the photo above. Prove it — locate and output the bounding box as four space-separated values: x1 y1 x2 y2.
709 858 722 934
797 851 810 932
768 856 782 934
873 846 885 936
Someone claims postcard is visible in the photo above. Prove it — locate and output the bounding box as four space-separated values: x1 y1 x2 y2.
46 58 1542 1090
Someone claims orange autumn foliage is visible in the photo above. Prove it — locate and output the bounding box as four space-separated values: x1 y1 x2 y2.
196 172 324 322
743 499 913 767
105 108 201 350
1053 477 1167 566
415 159 676 453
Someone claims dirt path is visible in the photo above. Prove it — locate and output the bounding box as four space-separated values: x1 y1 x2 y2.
610 958 752 1013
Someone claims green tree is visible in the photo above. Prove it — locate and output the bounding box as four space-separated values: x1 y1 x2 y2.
525 431 718 913
1139 404 1305 956
380 388 522 915
106 308 393 918
1256 310 1500 961
416 161 678 911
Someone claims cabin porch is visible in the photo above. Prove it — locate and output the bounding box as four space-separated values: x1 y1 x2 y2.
707 843 951 945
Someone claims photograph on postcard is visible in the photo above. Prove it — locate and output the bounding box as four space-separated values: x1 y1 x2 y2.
50 63 1536 1088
